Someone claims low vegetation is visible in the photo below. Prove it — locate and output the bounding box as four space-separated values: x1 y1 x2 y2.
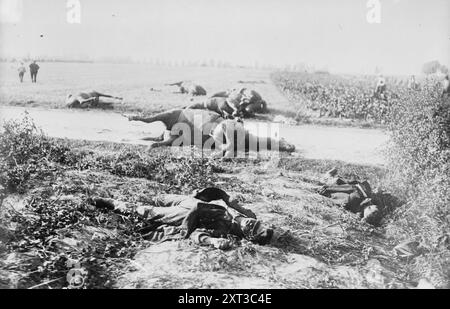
384 84 450 288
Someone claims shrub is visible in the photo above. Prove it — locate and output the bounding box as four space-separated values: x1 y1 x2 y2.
422 60 448 75
0 114 71 193
387 82 449 198
385 82 450 288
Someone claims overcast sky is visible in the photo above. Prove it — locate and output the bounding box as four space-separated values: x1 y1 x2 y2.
0 0 449 74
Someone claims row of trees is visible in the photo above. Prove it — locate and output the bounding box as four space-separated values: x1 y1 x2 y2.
1 55 447 75
0 56 311 71
422 60 449 75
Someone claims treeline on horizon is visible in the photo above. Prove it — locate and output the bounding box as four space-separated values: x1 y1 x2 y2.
1 56 447 77
0 55 319 71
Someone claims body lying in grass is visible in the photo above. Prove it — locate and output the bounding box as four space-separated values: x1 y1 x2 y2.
126 109 295 157
90 188 273 250
318 168 380 225
66 91 123 108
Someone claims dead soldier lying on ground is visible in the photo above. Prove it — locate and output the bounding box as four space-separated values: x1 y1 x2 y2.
89 188 274 250
317 168 380 225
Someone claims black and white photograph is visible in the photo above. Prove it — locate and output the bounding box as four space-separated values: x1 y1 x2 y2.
0 0 449 293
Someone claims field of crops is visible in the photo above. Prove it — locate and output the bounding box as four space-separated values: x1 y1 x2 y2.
272 72 425 124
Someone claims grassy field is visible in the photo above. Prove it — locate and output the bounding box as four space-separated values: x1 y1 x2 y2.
0 62 294 114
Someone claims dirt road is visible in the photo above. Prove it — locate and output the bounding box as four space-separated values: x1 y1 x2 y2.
0 106 389 166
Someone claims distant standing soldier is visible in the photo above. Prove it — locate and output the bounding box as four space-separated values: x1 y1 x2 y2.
374 75 387 99
408 75 419 90
17 62 26 83
442 75 450 98
29 61 40 83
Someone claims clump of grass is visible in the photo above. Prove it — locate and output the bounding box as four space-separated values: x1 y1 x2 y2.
0 113 72 193
66 147 218 194
278 157 387 186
